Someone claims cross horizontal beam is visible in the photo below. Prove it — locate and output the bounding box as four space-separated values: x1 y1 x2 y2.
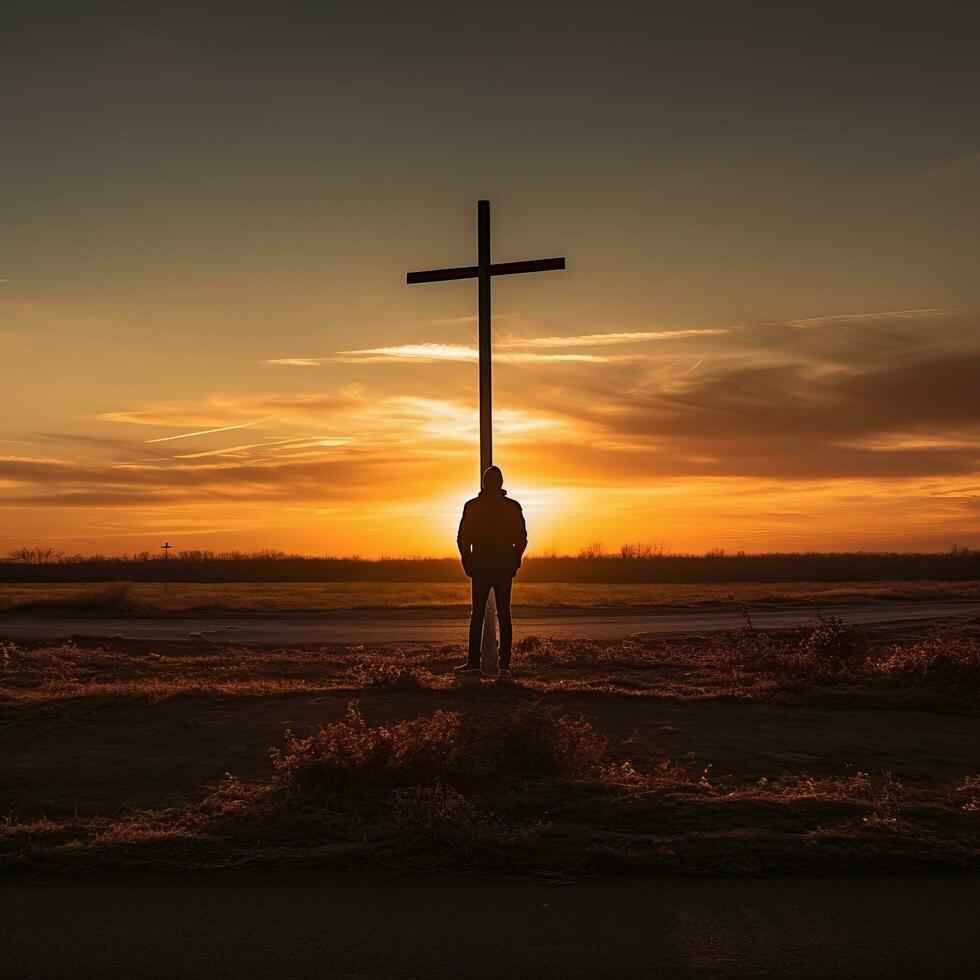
406 256 565 285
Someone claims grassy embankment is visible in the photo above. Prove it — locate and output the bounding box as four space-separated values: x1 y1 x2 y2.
1 618 977 876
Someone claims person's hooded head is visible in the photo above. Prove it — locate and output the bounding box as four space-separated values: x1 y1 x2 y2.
481 466 504 493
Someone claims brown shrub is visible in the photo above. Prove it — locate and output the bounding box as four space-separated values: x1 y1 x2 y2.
344 651 436 690
602 752 713 792
874 634 980 693
270 701 606 797
958 775 980 813
724 617 869 683
515 635 650 666
800 616 869 663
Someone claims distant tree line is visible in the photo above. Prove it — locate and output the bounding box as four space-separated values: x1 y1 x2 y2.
1 546 978 584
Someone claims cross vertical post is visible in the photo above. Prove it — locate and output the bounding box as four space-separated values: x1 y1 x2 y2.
476 201 495 665
478 200 492 478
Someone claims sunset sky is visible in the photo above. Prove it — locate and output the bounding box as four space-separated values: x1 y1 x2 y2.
2 2 978 556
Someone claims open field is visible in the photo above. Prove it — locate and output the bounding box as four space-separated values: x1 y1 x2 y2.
2 617 977 877
2 579 980 615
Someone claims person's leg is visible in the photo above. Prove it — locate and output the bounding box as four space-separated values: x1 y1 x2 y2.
494 576 514 669
467 576 492 667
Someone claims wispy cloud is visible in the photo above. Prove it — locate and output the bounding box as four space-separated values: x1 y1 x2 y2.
95 390 363 429
500 328 729 348
171 435 353 459
784 308 954 328
328 344 656 364
144 419 273 444
96 399 260 428
429 313 519 326
173 442 271 459
504 352 652 363
334 343 477 363
264 328 728 367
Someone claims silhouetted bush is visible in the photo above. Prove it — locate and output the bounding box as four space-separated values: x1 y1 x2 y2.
270 702 605 797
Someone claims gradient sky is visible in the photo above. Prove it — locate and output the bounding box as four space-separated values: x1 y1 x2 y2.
2 1 978 556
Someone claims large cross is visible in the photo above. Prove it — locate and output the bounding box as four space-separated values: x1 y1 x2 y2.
407 200 565 670
407 199 565 481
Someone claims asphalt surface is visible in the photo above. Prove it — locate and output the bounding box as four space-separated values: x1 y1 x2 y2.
1 599 977 644
2 873 978 978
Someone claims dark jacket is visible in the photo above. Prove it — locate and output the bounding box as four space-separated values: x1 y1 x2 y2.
457 490 528 578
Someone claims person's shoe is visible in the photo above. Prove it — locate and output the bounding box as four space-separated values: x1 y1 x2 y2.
453 663 480 676
497 667 514 682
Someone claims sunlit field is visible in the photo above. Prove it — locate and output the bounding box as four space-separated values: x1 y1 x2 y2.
2 579 980 614
2 619 977 876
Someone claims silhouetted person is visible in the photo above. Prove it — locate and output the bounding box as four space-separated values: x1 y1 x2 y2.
455 466 527 677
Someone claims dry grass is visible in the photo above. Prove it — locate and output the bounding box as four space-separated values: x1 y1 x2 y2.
874 635 980 693
3 579 979 614
2 622 977 876
0 583 142 614
718 618 980 696
509 624 980 708
343 651 444 692
2 620 978 708
0 640 350 703
2 701 976 876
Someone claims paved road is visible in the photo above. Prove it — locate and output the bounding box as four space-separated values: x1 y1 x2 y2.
1 599 977 644
2 873 978 978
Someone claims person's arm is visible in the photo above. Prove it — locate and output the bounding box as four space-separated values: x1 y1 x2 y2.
513 504 528 572
457 502 474 577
